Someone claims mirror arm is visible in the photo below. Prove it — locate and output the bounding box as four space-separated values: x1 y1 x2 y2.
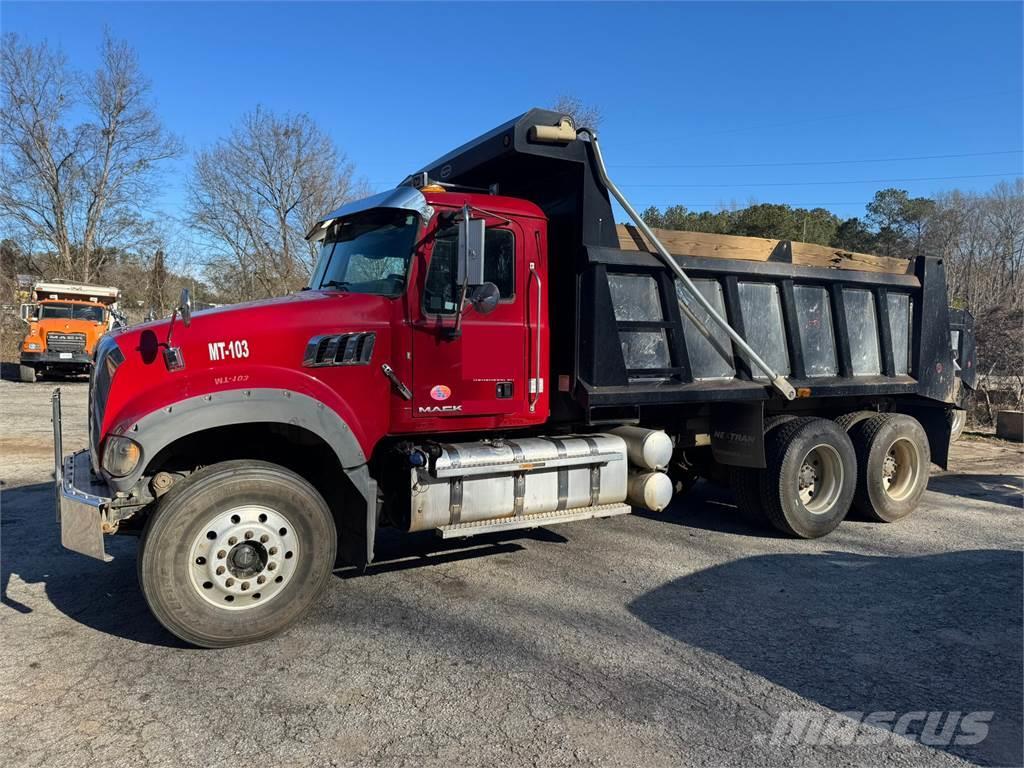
444 277 470 340
164 309 178 347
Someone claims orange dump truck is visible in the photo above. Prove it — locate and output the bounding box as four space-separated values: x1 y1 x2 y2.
19 281 121 382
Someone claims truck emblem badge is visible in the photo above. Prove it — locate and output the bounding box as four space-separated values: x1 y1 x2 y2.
430 385 451 401
418 405 463 414
439 164 452 180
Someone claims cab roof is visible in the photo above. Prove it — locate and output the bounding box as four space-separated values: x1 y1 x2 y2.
421 190 546 221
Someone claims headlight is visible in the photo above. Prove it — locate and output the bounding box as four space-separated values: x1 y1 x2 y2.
27 342 39 350
102 436 141 477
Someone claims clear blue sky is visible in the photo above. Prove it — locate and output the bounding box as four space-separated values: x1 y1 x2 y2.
4 1 1023 223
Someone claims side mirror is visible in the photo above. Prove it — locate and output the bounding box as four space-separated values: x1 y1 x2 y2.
468 282 500 316
456 206 486 287
177 288 193 327
20 303 36 322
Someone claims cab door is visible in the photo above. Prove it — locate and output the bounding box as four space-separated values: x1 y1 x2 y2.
410 215 529 420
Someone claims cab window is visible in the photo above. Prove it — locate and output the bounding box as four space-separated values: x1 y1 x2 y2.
423 227 515 315
38 302 106 322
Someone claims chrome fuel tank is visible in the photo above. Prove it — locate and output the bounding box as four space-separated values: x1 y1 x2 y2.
409 435 628 532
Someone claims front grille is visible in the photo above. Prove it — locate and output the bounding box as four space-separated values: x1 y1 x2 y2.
47 332 87 353
89 336 123 473
303 332 375 367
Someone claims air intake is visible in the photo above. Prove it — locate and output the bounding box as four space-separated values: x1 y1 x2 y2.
303 333 376 368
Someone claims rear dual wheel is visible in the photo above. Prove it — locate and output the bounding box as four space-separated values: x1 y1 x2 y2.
732 417 856 538
139 460 337 648
848 414 930 522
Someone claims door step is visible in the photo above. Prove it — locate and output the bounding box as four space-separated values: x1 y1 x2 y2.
437 503 632 539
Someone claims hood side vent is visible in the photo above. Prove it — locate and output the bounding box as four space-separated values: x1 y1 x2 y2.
303 332 376 367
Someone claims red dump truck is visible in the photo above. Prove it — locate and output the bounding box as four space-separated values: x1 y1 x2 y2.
53 109 974 647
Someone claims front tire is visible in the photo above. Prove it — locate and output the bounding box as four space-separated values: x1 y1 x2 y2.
138 460 337 648
849 414 930 522
18 364 36 383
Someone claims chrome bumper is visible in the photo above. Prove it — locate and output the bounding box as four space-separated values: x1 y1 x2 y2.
53 389 113 562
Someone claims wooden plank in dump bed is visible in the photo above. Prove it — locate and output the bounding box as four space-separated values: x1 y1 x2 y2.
616 224 911 275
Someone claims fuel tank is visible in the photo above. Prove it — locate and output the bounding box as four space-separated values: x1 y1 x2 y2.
409 435 628 532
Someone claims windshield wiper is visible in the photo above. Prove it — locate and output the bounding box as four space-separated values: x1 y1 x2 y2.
322 280 352 292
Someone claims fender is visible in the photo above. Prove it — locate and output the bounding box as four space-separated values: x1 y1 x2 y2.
107 388 369 500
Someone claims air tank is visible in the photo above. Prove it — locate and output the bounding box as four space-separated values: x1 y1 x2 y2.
609 426 673 470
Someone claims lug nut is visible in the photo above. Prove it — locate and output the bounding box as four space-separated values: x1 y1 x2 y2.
268 562 277 571
225 577 235 587
257 575 266 585
228 536 238 545
241 582 250 591
244 531 253 540
260 534 269 543
269 547 278 556
216 565 225 575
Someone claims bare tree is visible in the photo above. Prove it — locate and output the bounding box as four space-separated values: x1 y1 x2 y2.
0 32 182 281
929 179 1024 314
551 94 602 129
187 107 360 301
147 248 168 316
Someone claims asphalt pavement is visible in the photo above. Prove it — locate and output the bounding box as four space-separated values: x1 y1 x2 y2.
1 378 1021 768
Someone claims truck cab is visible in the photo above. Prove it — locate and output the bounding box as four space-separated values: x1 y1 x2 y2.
20 281 121 382
52 109 973 648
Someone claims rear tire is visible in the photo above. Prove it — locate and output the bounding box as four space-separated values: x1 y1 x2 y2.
835 410 876 432
729 416 799 526
18 364 36 383
762 417 856 538
138 460 337 648
730 467 766 525
849 414 930 522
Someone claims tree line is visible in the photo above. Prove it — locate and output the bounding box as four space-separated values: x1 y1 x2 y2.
1 33 1021 414
1 31 360 316
643 182 1024 418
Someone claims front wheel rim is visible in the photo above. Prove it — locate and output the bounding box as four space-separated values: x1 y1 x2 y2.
188 505 299 610
882 437 922 501
796 444 844 515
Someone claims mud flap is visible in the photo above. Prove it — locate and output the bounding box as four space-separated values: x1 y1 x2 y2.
336 466 377 567
897 405 953 470
711 402 765 468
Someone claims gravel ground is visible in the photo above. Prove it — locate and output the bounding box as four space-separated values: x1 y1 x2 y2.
1 377 1021 768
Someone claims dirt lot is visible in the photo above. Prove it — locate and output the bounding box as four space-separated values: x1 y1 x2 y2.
1 377 1021 768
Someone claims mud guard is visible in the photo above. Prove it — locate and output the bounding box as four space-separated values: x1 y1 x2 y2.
895 403 953 470
711 402 766 468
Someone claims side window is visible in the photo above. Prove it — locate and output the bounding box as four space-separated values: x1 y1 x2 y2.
423 226 515 315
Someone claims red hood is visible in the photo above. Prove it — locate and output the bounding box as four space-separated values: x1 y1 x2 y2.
102 289 398 459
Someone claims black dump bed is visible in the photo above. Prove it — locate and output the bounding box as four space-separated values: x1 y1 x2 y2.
403 109 964 438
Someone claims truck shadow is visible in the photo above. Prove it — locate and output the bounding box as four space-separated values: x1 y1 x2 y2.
628 548 1023 767
0 481 187 647
635 479 791 538
334 527 566 580
0 361 89 383
0 480 564 645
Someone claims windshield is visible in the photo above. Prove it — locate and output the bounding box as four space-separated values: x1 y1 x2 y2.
311 209 420 296
38 302 106 322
